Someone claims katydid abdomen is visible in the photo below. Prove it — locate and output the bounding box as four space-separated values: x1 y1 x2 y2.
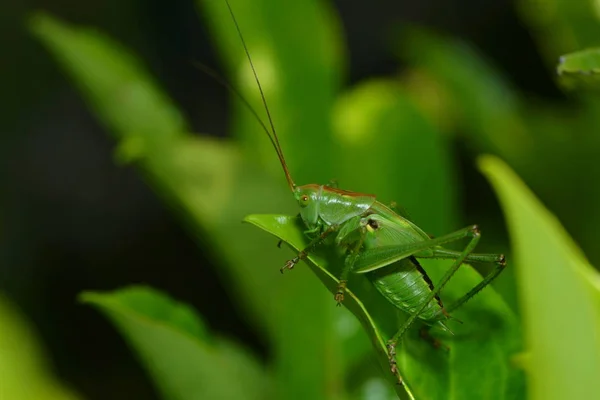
368 259 446 323
355 203 451 329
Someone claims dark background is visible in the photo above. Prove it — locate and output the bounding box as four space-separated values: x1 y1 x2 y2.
1 0 558 398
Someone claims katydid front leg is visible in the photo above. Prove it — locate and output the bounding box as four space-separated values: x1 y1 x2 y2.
280 224 339 273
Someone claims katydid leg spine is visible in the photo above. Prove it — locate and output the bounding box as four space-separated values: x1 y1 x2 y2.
224 0 506 384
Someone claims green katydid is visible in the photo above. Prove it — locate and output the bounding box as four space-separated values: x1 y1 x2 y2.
223 0 506 383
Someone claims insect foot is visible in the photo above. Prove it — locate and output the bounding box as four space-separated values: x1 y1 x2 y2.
280 256 299 273
335 280 347 306
386 340 403 385
498 253 507 267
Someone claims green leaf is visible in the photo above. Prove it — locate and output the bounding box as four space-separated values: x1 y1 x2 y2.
245 214 524 400
519 0 600 62
331 78 458 235
196 0 343 184
558 48 600 75
400 29 528 161
29 12 186 151
556 48 600 90
80 286 270 400
328 76 524 400
29 12 343 399
0 295 81 400
479 155 600 400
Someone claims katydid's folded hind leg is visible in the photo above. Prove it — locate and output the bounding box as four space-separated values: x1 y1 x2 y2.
281 224 339 273
427 247 507 313
446 253 506 313
385 225 482 377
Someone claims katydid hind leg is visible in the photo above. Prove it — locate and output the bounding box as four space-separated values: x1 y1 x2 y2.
428 247 506 313
355 225 481 274
281 224 339 273
385 225 482 375
430 248 505 265
446 257 506 313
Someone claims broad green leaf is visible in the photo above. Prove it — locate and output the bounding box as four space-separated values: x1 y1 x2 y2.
400 29 529 162
80 286 269 400
399 28 600 269
30 13 343 400
332 78 458 235
28 12 186 151
329 77 462 377
556 48 600 89
245 214 524 400
0 295 81 400
199 1 349 398
558 48 600 75
479 155 600 400
329 75 524 400
196 0 343 184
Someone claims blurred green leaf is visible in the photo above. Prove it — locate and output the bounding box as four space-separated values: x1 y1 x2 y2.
28 12 187 151
479 155 600 400
558 48 600 75
30 11 343 400
399 27 600 269
329 69 523 399
245 214 524 400
196 0 343 184
400 29 529 161
197 1 349 397
0 295 81 400
331 78 458 235
556 48 600 90
519 0 600 64
81 286 269 400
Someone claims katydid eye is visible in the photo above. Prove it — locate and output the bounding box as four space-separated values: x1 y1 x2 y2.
367 219 380 231
300 195 310 206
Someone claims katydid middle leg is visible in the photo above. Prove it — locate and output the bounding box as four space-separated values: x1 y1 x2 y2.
335 224 367 304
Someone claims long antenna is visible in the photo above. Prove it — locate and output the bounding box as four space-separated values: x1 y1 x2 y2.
192 62 279 157
224 0 296 191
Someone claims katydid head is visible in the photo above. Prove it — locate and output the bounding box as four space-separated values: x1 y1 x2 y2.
294 184 322 230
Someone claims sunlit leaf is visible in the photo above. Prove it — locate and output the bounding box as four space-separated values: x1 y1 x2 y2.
30 12 343 400
81 286 270 400
0 295 81 400
479 155 600 400
519 0 600 63
558 48 600 75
